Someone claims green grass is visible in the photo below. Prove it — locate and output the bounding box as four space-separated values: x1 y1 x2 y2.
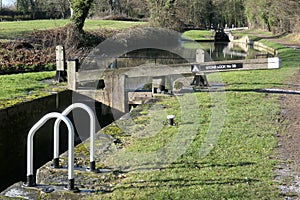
233 29 274 38
0 71 62 108
91 91 281 199
182 30 214 41
83 32 299 199
0 27 298 198
84 20 146 31
0 19 70 40
0 19 147 40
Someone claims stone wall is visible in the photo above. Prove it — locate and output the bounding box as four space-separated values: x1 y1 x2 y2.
0 90 115 192
0 92 60 191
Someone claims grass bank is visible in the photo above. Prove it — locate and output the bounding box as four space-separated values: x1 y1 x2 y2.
182 30 214 41
84 32 298 199
94 93 280 199
0 71 64 109
0 19 147 40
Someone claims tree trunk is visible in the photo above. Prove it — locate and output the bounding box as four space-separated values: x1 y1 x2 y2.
69 0 94 33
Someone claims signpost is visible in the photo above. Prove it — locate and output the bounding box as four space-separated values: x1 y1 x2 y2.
191 63 243 72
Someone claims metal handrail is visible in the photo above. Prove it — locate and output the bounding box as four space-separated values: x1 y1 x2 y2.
53 103 97 172
25 112 76 191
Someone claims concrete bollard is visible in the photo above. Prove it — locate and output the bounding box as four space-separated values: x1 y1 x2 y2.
167 115 176 126
55 45 66 82
196 49 206 63
268 57 282 69
67 59 79 90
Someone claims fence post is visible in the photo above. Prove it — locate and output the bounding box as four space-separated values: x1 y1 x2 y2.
55 45 66 82
196 49 206 63
67 59 78 90
195 49 208 86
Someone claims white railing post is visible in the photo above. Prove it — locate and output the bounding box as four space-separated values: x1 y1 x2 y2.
25 112 77 191
53 103 97 172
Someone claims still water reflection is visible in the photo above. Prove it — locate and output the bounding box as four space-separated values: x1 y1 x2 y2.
112 42 270 69
198 42 270 61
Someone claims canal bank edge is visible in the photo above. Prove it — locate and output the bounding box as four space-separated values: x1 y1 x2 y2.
230 34 279 56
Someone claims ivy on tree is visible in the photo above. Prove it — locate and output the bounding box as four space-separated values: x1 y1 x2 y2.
70 0 94 33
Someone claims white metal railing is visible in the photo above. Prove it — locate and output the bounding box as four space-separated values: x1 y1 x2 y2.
25 112 76 191
53 103 97 172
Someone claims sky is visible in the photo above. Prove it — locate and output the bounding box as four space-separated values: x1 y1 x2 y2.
2 0 15 6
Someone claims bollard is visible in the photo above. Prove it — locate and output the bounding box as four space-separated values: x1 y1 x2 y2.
55 45 66 82
67 59 79 90
66 179 76 191
167 115 176 126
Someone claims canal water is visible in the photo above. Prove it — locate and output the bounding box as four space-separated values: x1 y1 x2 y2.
197 41 270 61
112 41 270 68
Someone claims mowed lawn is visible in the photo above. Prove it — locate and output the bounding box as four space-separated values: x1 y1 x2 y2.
0 71 59 108
0 19 147 40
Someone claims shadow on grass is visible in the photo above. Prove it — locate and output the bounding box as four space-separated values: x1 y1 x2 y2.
115 177 259 190
224 82 288 87
193 84 300 95
111 163 258 192
164 161 256 169
251 32 289 42
119 161 256 174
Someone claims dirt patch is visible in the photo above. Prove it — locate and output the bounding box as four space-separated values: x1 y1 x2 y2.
253 31 300 198
279 70 300 171
276 69 300 199
269 34 300 47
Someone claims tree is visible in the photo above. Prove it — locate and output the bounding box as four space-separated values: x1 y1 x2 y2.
149 0 189 31
46 0 70 19
66 0 103 48
244 0 300 33
125 0 150 18
69 0 94 32
148 0 247 31
16 0 30 14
